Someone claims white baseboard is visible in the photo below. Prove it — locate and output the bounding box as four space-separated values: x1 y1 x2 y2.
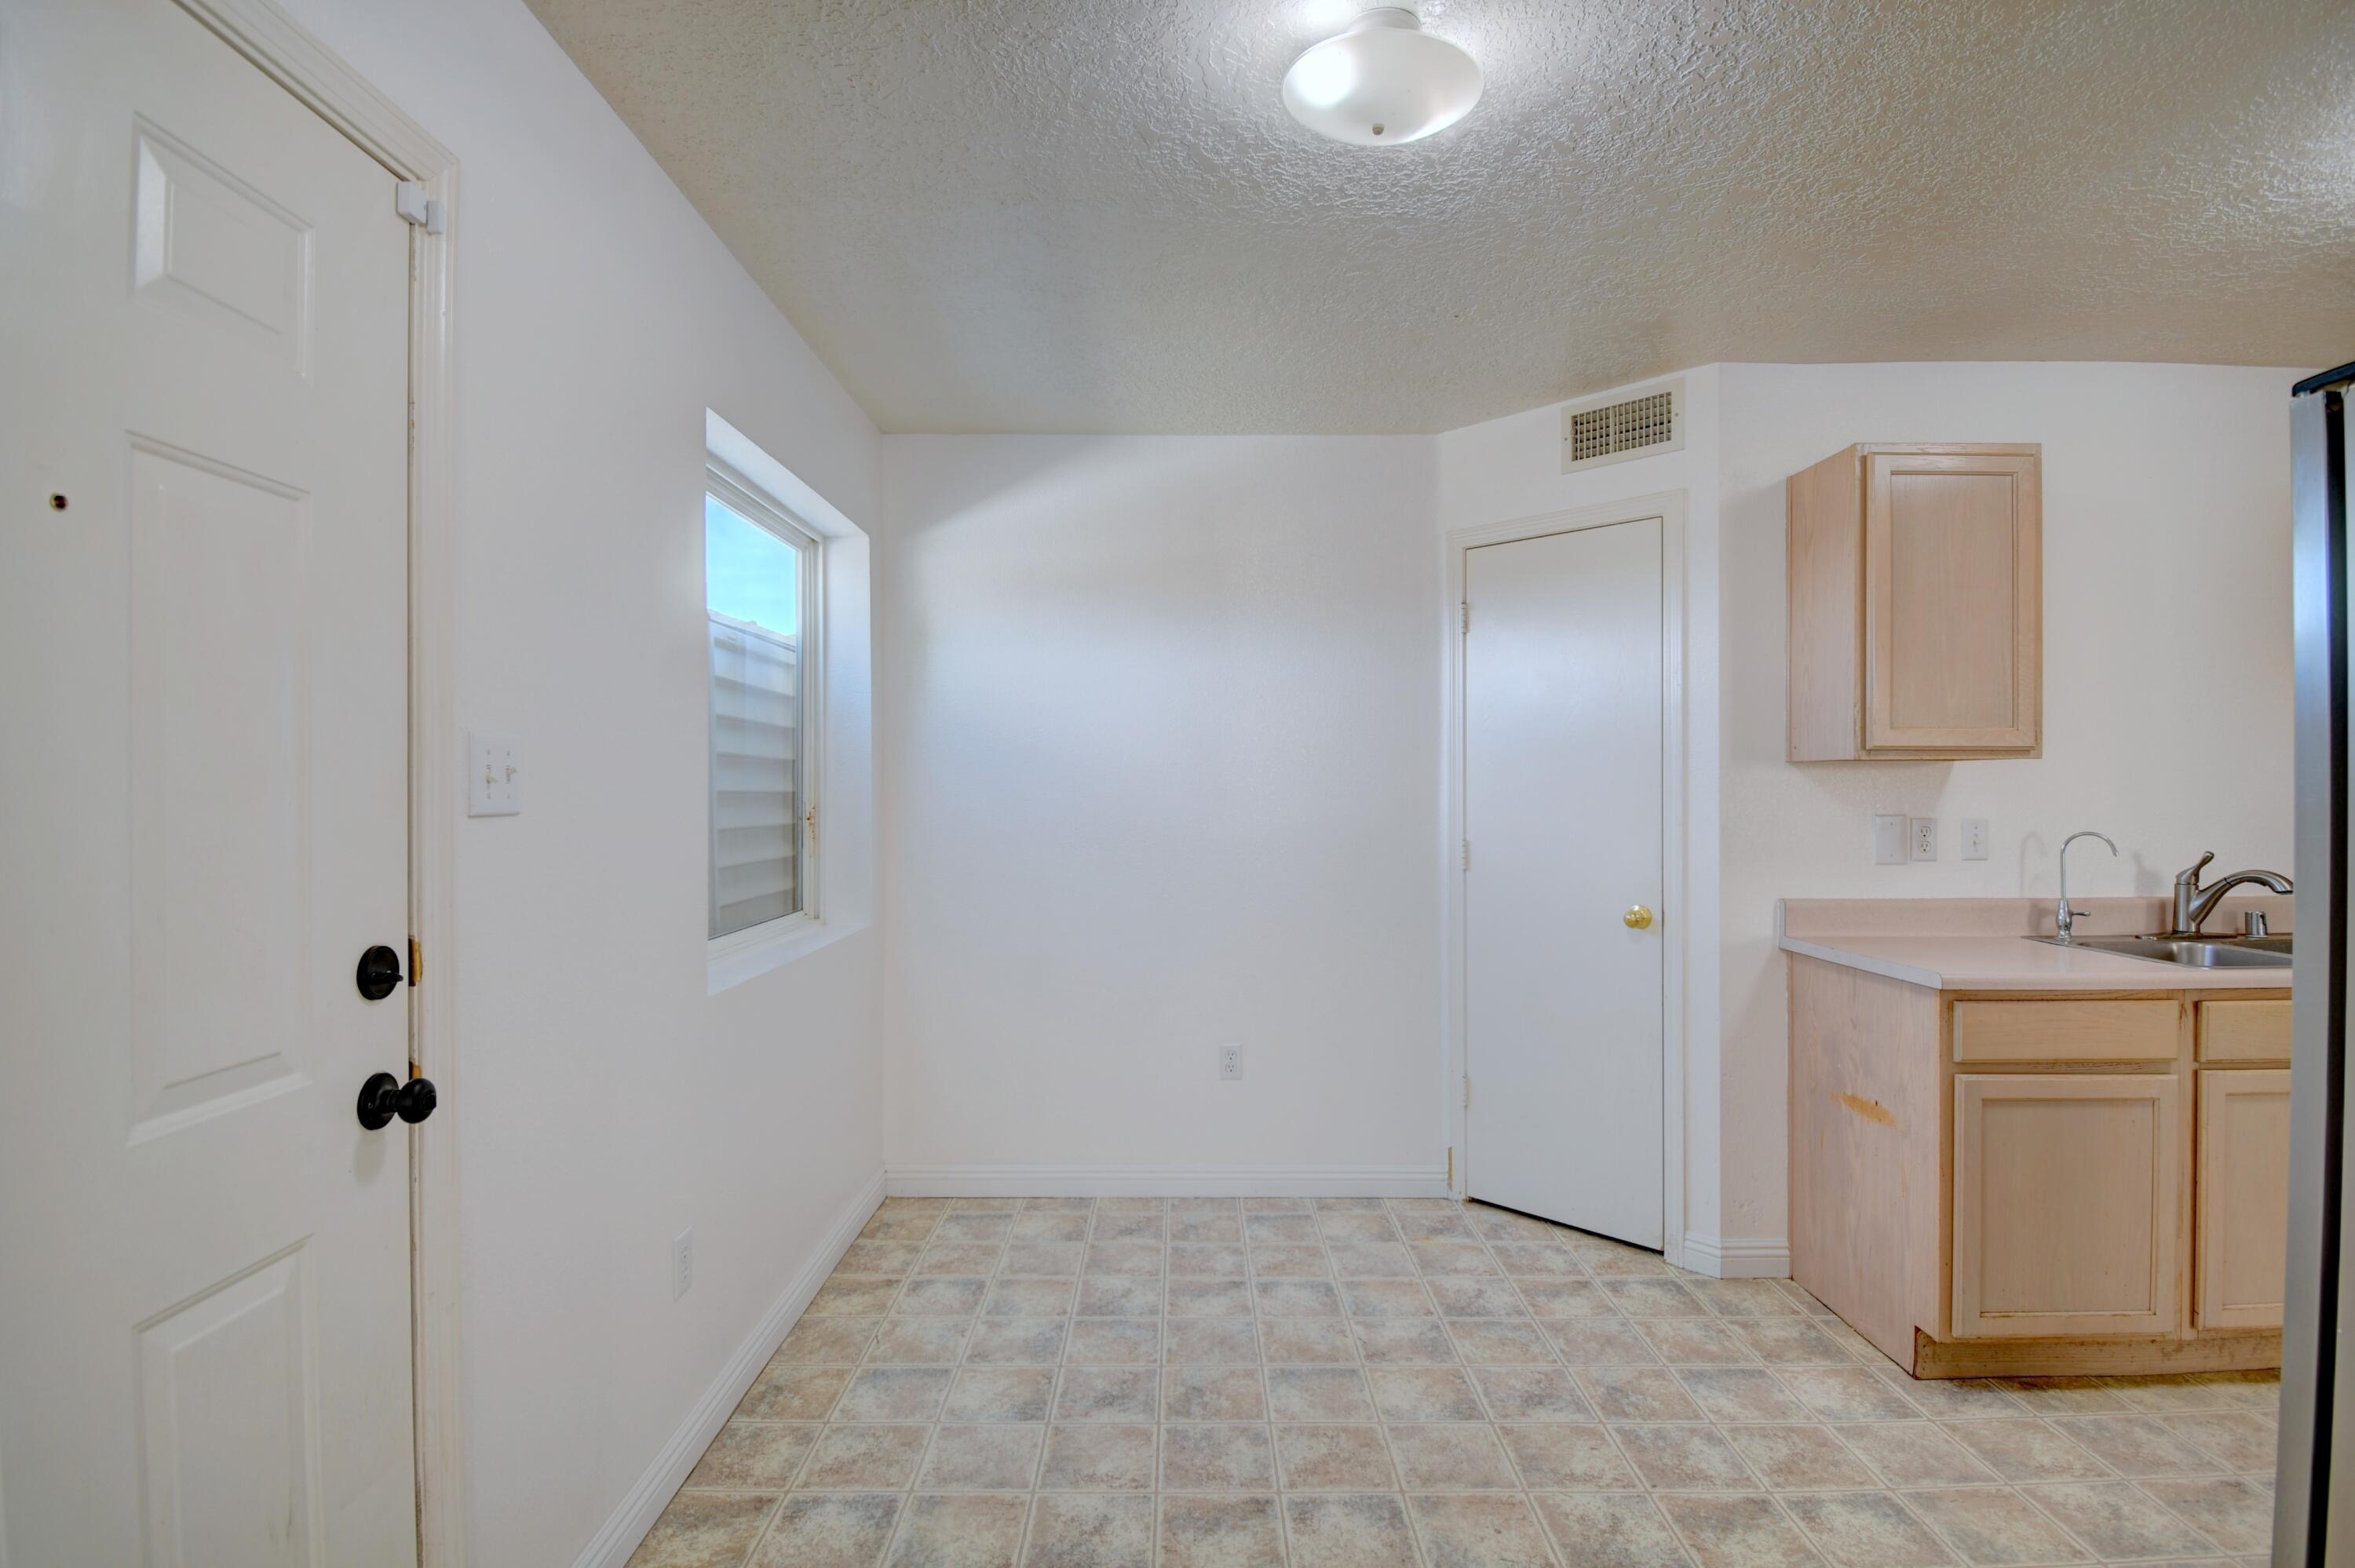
1679 1232 1791 1280
884 1164 1452 1198
574 1165 885 1568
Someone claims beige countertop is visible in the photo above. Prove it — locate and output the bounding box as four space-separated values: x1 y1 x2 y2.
1778 895 2296 994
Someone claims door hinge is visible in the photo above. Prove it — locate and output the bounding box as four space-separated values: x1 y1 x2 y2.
1461 840 1470 872
1446 1147 1454 1187
393 181 446 235
408 936 422 987
1461 601 1470 634
1464 1077 1471 1111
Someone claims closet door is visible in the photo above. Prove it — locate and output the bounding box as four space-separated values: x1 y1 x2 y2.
1463 518 1665 1247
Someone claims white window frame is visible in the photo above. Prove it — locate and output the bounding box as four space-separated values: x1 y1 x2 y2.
705 455 825 955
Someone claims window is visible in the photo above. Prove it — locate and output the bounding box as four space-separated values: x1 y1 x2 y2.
706 462 820 940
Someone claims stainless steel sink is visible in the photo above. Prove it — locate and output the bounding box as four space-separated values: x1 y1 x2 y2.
2026 933 2293 968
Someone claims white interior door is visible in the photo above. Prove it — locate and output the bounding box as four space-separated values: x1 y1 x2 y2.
0 2 418 1563
1464 520 1667 1248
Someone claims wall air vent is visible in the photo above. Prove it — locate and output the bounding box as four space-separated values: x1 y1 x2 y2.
1560 377 1685 473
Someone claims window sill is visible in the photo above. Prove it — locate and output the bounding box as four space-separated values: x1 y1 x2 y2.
706 916 867 995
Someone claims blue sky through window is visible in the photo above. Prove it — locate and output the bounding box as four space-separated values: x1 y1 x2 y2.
706 494 799 636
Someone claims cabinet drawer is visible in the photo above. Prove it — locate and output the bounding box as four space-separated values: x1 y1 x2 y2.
1952 1001 2179 1064
2198 1000 2291 1063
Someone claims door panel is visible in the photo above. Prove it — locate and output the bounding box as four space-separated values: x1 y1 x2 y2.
2196 1068 2291 1329
128 442 315 1139
0 2 416 1563
136 1249 322 1568
1464 520 1666 1247
1952 1074 2181 1339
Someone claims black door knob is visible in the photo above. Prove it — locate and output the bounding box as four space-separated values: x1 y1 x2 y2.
356 944 403 1001
356 1071 438 1130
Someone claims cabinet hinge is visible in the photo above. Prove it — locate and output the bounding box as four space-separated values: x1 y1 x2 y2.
393 180 446 235
408 936 422 988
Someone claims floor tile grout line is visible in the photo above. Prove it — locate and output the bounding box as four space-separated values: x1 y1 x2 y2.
1459 1203 1576 1566
885 1201 951 1567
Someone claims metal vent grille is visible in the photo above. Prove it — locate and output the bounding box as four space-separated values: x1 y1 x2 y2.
1560 378 1685 472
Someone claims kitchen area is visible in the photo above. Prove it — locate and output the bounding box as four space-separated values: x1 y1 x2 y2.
1776 440 2298 1383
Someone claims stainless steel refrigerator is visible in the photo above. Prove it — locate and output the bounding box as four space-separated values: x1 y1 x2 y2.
2282 359 2355 1563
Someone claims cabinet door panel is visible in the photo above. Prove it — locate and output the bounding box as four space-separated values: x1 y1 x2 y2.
1864 452 2040 753
1952 1074 2179 1339
2196 1069 2290 1329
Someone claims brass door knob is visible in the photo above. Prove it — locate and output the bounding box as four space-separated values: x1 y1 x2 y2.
1623 905 1654 930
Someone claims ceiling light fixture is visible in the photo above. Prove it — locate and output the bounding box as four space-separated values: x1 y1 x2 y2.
1282 7 1484 148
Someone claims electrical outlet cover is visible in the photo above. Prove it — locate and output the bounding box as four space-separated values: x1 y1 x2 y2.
1910 817 1938 862
1218 1044 1243 1081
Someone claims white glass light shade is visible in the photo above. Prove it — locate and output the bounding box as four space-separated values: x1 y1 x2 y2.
1282 8 1484 147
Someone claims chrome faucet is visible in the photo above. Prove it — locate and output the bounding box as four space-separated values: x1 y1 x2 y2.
2054 830 2118 940
2170 852 2294 936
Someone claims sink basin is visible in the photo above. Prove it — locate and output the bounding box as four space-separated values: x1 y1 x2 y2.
2025 934 2292 969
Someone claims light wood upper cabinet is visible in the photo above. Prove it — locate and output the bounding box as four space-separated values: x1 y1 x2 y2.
2196 1069 2291 1329
1952 1073 2178 1340
1788 443 2042 760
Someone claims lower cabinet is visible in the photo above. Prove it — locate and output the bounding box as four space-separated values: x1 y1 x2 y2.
1791 960 2290 1375
1952 1073 2181 1339
2196 1068 2292 1329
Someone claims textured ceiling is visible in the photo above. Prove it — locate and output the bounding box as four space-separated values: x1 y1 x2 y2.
526 0 2355 434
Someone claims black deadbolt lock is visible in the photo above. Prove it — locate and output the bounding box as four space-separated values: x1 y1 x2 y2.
356 1071 438 1130
355 943 403 1001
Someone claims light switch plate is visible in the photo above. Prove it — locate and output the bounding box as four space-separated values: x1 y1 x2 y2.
1871 815 1908 866
469 731 520 817
1960 819 1990 861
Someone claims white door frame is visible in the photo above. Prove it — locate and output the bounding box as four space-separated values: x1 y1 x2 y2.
170 2 465 1560
1441 491 1688 1269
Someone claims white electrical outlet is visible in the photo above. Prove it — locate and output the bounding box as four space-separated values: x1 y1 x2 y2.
469 731 520 816
1960 819 1990 861
1871 815 1908 866
1218 1044 1243 1081
1910 817 1939 862
672 1227 694 1300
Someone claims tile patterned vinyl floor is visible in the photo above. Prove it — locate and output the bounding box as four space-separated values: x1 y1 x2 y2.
626 1197 2280 1568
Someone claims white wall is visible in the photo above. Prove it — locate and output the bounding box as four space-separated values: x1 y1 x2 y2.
1713 360 2298 1250
1443 361 2298 1265
1436 370 1729 1260
878 364 2298 1270
273 2 885 1563
878 436 1444 1189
